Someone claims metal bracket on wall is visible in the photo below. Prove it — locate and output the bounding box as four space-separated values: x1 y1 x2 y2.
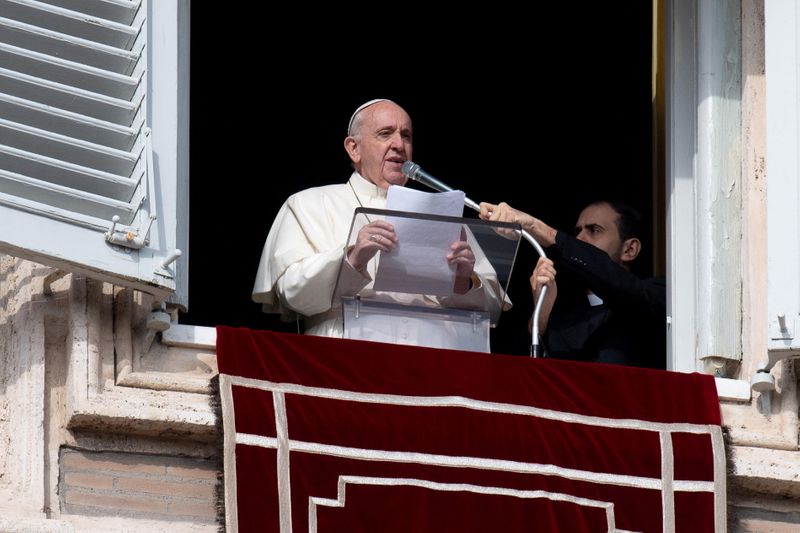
751 313 800 412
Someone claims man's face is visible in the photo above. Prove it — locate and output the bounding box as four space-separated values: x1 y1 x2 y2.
348 102 413 189
575 203 625 264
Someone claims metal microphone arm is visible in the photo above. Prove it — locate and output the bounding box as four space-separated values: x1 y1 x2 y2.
522 232 548 358
462 205 547 358
401 161 548 357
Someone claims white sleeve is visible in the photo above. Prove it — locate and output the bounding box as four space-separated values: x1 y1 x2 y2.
253 189 371 318
275 247 371 316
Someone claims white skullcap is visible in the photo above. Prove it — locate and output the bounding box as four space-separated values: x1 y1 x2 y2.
347 98 395 136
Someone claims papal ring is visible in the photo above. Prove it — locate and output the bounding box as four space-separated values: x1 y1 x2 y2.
370 234 379 242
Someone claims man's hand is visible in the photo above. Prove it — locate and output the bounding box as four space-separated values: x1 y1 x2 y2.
479 202 557 247
447 234 476 294
529 257 557 334
347 220 397 271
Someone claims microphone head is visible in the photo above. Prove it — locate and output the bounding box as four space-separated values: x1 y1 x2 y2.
401 160 421 181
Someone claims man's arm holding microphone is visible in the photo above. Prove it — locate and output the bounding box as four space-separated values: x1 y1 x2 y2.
479 202 558 335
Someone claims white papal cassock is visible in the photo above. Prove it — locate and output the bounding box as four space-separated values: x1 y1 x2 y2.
253 172 510 349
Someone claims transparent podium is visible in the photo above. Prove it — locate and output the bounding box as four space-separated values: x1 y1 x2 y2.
334 208 521 353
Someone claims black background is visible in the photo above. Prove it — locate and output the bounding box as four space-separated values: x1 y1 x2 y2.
184 6 654 356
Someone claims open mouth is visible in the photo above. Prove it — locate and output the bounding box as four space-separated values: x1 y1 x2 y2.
386 157 405 168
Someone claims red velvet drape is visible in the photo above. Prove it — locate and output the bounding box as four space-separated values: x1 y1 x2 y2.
217 327 722 533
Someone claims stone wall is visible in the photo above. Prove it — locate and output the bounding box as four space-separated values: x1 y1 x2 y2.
0 256 219 532
59 449 218 523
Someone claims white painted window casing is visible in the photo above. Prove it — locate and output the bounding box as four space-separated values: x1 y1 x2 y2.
666 0 743 373
666 0 699 372
765 0 800 360
0 0 189 306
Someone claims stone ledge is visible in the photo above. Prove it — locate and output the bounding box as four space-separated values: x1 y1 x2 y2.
0 515 220 533
161 324 216 350
0 517 73 533
67 388 217 439
716 377 751 402
729 445 800 497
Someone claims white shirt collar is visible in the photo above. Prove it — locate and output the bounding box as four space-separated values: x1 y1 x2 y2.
586 291 604 307
349 172 388 199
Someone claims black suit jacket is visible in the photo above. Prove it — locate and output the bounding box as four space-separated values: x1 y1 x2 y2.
542 232 666 369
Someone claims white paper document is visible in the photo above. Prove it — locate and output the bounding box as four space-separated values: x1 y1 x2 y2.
373 186 466 296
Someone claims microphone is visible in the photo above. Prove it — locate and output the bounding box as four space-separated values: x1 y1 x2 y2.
401 161 481 212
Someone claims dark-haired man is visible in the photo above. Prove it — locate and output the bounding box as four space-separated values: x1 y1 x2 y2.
479 200 666 368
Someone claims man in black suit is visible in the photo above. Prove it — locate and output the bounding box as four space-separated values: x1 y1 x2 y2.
479 200 666 369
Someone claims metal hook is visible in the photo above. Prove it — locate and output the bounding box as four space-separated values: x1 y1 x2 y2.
161 249 182 269
105 215 120 240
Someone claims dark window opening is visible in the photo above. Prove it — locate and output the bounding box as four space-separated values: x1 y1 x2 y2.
185 5 656 356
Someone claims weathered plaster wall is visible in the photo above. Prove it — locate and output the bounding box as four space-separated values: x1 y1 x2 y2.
725 1 800 530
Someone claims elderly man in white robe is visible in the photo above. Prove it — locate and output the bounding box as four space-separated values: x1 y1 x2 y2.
252 99 508 351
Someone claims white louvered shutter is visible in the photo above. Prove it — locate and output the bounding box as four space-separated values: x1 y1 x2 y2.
0 0 189 305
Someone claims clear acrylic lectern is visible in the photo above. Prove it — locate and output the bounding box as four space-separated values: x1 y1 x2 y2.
333 208 521 353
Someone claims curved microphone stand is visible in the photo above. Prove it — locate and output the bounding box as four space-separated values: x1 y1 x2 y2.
401 161 547 357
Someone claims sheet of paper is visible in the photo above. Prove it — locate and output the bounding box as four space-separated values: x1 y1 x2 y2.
373 186 466 296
